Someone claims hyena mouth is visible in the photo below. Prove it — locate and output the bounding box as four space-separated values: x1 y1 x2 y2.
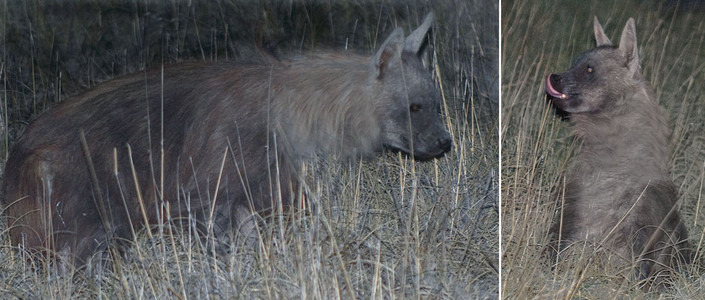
384 135 452 161
545 74 568 99
413 141 453 161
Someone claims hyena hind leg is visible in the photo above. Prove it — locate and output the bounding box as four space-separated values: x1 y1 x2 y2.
630 224 691 288
53 223 115 275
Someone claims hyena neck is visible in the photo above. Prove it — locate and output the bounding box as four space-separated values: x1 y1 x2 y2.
570 87 672 178
274 58 384 160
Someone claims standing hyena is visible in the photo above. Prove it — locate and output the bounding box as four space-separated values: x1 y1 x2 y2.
1 13 451 268
545 17 690 283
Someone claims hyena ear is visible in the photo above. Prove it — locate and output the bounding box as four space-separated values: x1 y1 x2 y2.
618 18 640 78
593 16 612 46
369 28 404 80
403 13 434 54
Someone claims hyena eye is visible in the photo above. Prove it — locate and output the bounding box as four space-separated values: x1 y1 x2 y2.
410 104 421 112
586 66 594 73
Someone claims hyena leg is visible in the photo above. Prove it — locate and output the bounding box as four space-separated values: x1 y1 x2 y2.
204 192 268 256
228 176 299 249
52 221 110 273
630 224 662 281
546 215 576 266
203 203 271 258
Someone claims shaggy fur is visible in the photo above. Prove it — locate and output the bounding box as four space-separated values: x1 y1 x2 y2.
1 13 452 269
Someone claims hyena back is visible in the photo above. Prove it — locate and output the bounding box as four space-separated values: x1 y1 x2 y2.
1 13 451 268
545 17 690 282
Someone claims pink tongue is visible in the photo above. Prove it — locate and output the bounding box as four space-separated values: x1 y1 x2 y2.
545 74 566 99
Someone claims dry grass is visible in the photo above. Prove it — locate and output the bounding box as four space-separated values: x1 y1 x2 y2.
0 115 497 299
0 1 498 299
502 0 705 298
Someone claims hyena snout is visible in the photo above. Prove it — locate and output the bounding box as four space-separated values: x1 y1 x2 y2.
383 110 452 160
545 73 569 100
545 72 588 113
413 125 452 160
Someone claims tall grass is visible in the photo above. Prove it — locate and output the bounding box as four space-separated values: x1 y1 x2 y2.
0 0 498 298
0 116 497 299
502 0 705 298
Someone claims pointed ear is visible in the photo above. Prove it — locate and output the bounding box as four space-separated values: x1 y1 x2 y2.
593 16 612 46
618 18 640 78
369 28 404 80
403 12 434 54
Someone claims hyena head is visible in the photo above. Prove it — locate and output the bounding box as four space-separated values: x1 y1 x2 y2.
368 13 452 160
546 17 642 114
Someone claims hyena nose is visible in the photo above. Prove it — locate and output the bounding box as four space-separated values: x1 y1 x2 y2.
546 73 567 99
437 136 452 153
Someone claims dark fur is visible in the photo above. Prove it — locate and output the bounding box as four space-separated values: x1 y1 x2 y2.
545 17 690 283
1 13 451 268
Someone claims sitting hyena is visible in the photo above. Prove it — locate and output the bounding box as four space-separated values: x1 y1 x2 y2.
545 17 691 283
2 13 451 269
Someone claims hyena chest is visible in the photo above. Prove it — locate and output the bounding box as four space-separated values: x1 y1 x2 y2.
565 169 639 243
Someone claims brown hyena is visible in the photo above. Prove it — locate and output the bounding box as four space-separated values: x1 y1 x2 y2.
545 17 690 284
1 13 451 269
